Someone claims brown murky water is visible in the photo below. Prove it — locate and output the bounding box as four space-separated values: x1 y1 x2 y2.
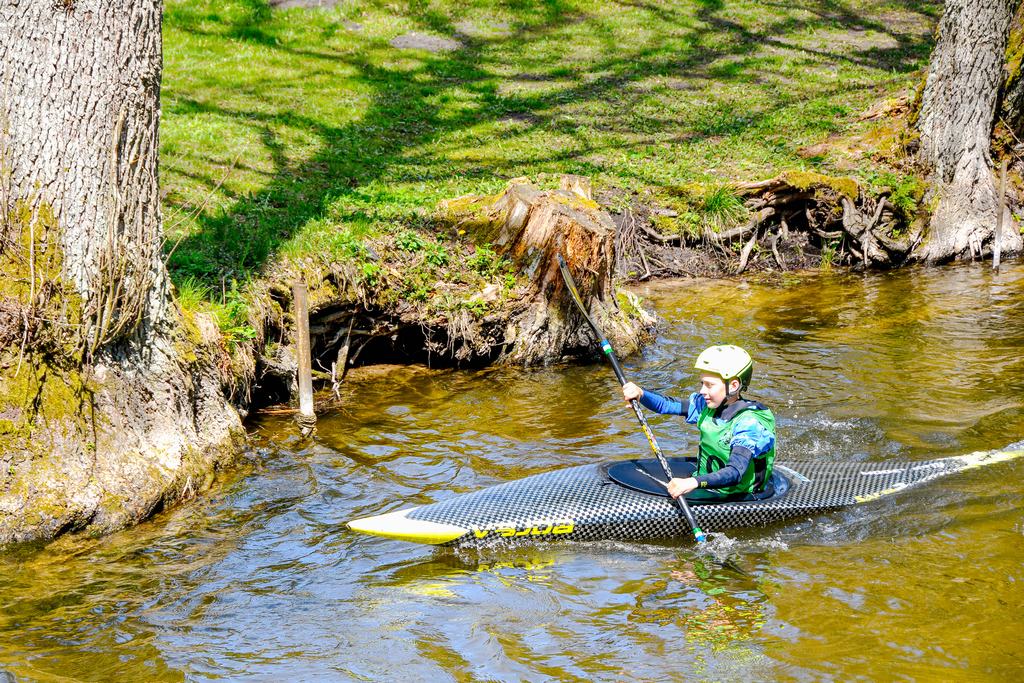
2 260 1023 681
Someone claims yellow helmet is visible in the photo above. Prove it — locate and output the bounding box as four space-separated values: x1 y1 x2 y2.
694 345 754 391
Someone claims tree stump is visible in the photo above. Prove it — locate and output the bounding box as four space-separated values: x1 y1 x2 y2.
439 176 655 365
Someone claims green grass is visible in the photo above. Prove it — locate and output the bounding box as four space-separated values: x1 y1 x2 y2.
701 185 749 234
161 0 941 303
172 276 214 311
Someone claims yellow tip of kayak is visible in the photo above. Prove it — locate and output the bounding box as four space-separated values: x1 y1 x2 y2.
347 507 468 545
957 448 1024 470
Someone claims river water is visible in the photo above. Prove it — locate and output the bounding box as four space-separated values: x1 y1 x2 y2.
2 261 1023 681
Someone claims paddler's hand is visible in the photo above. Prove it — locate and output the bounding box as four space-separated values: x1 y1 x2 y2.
622 382 644 402
667 477 699 499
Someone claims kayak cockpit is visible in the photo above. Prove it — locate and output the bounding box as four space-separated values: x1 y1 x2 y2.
603 457 791 504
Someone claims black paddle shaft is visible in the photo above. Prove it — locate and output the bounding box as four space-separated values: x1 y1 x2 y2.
556 254 707 543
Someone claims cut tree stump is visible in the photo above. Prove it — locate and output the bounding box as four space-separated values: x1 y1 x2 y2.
439 176 655 365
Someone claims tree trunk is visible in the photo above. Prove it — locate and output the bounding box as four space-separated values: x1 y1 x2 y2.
0 0 242 543
916 0 1023 261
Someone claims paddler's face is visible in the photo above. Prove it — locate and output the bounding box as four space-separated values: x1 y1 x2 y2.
698 373 732 408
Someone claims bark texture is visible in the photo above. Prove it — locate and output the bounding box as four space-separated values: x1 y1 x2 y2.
916 0 1023 261
0 0 242 544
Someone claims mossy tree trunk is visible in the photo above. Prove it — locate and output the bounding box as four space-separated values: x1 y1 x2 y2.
0 0 242 544
999 4 1024 133
915 0 1023 261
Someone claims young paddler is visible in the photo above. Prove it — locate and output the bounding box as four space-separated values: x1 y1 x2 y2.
622 345 776 500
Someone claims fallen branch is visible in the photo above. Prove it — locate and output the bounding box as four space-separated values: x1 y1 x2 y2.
866 195 889 233
716 207 775 242
331 315 356 397
638 244 652 280
734 177 790 194
638 219 679 244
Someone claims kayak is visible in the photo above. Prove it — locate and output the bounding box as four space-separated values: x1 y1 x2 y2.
346 448 1024 547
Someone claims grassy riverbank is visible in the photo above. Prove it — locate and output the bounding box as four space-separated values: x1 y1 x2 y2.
161 0 939 333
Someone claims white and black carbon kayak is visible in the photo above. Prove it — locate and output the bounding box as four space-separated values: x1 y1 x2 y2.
347 448 1024 547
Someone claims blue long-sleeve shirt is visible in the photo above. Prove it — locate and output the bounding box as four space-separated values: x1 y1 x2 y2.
638 390 775 488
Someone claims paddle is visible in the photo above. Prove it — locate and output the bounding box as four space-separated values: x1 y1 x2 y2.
556 254 707 543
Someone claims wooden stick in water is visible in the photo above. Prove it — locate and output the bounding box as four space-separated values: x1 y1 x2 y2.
994 158 1006 271
292 281 316 436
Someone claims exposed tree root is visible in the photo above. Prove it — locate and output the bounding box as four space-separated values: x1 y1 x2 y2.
605 171 923 281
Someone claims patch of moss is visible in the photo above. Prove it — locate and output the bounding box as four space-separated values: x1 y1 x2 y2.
0 357 93 443
1 200 85 361
782 170 859 202
96 490 128 520
650 214 680 236
616 290 643 319
662 183 705 201
860 117 917 163
907 71 927 127
549 191 601 212
438 192 504 241
27 494 72 526
1006 20 1024 87
174 308 203 365
0 204 97 463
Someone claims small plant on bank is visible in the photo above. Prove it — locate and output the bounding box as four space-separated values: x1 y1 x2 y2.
652 184 749 240
467 245 510 279
396 229 426 252
210 280 257 349
865 171 925 220
424 242 449 267
359 261 381 285
406 281 432 303
459 298 489 316
172 276 255 348
819 239 840 272
677 210 704 240
701 185 748 234
174 276 213 313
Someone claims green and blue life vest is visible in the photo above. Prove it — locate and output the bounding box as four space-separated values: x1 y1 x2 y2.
696 401 776 496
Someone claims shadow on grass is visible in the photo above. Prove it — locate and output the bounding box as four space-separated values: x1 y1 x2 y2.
164 0 941 288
